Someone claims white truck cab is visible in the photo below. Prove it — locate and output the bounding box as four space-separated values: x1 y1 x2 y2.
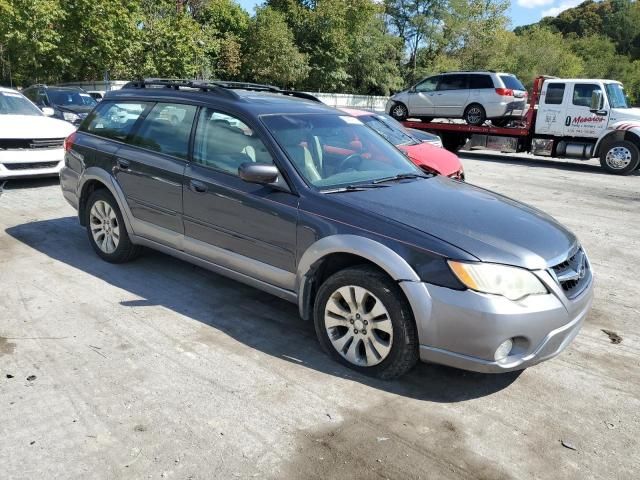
534 78 640 174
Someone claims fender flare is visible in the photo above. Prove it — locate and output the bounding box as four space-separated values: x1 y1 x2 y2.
78 167 135 234
295 234 422 320
594 125 640 157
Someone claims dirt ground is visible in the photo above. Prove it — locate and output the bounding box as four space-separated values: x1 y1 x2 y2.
1 153 638 479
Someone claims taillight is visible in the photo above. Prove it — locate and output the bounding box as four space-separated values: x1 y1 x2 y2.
495 88 514 96
64 132 77 152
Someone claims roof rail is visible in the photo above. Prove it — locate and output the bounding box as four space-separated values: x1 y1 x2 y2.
122 78 321 103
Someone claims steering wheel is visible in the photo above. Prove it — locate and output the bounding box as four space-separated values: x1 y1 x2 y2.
337 153 363 171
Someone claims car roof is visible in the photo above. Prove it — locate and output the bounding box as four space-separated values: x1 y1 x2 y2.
0 86 20 94
107 86 340 117
339 107 375 117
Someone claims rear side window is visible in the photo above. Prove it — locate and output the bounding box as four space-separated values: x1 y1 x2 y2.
499 75 525 91
545 83 565 105
468 75 494 89
438 74 467 91
83 101 150 141
129 103 197 160
193 109 273 175
573 83 602 107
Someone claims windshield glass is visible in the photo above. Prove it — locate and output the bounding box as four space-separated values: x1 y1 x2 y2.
48 89 97 107
262 113 422 189
605 83 628 109
0 91 43 116
361 114 418 146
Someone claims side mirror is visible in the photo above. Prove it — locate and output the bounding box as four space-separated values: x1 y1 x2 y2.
238 162 279 185
590 90 604 111
42 107 55 116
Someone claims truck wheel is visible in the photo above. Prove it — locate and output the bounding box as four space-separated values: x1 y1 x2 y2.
85 189 140 263
441 133 466 153
390 102 408 121
464 104 486 126
600 140 640 175
313 265 419 380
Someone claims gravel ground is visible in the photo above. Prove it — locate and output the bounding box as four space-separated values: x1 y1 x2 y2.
1 154 638 480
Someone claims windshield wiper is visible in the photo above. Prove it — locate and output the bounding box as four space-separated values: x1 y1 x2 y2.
372 173 430 184
322 183 391 194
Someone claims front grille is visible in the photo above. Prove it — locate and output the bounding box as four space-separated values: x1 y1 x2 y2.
0 138 65 150
4 161 60 170
550 248 591 298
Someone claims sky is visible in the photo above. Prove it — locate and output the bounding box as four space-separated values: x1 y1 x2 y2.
235 0 582 28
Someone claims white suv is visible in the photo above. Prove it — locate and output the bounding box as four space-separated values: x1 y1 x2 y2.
386 71 528 126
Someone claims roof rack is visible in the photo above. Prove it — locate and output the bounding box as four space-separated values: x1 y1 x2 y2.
122 78 321 103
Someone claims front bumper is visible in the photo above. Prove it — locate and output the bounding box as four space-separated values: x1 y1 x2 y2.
0 148 65 179
400 271 593 373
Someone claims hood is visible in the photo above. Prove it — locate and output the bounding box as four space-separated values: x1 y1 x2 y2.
398 142 462 176
57 104 94 115
0 114 76 139
610 108 640 123
332 177 577 270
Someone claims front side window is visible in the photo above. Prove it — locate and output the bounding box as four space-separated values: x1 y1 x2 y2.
83 101 150 141
545 83 565 105
415 76 439 93
129 103 197 159
48 89 97 107
193 109 273 175
572 84 602 108
437 74 467 91
262 113 422 189
0 91 44 116
605 83 628 109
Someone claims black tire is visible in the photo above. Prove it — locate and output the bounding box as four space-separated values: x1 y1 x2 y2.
389 102 408 121
313 265 419 380
464 103 486 126
491 118 511 128
441 133 466 153
418 116 434 123
599 140 640 175
85 189 140 263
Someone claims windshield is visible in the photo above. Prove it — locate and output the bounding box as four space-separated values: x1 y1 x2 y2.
0 91 43 116
361 114 418 146
605 83 628 109
48 89 97 107
500 75 526 91
262 113 422 190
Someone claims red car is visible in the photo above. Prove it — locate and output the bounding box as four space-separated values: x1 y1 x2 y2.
340 108 465 180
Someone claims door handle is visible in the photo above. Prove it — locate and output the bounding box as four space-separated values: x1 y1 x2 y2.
189 180 207 193
117 158 130 170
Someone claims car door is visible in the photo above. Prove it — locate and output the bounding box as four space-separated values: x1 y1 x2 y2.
408 76 439 116
432 74 469 117
113 102 197 248
535 82 566 136
182 108 298 291
562 83 609 139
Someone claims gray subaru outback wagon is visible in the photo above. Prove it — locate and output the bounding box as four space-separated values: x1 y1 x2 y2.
60 79 593 379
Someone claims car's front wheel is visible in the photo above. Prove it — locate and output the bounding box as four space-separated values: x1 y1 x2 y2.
464 104 486 126
389 102 408 121
313 266 419 379
85 189 140 263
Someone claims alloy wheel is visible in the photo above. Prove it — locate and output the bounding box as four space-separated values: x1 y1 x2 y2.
324 285 393 367
89 200 120 254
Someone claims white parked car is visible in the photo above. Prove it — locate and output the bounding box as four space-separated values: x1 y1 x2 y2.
0 87 76 180
386 71 528 126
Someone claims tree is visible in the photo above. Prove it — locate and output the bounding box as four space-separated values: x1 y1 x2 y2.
242 7 309 88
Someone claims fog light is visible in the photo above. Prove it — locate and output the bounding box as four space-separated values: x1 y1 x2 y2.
494 339 514 361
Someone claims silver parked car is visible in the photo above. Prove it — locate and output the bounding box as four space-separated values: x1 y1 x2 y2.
387 71 528 126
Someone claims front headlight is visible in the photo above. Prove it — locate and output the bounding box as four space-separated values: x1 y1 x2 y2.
63 112 80 123
447 261 547 301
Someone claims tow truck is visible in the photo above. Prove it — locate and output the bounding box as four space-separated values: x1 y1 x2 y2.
402 76 640 175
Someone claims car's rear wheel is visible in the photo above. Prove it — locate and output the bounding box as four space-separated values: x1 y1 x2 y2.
464 104 486 126
599 140 640 175
313 266 419 379
418 116 433 123
389 102 408 121
85 189 140 263
492 118 511 128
